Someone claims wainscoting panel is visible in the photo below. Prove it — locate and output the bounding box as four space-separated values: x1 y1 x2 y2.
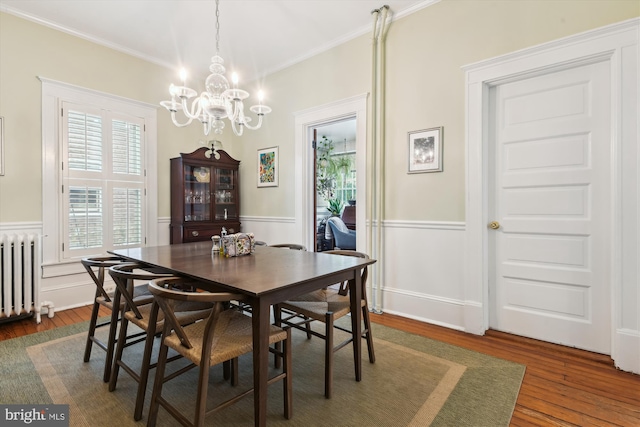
1 219 471 333
238 216 299 246
379 221 467 331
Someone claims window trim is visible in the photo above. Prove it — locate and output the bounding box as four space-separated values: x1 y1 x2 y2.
40 77 158 278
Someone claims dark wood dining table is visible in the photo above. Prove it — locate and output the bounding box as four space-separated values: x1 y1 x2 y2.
110 241 376 426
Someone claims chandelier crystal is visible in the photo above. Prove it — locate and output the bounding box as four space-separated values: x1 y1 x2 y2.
160 0 271 136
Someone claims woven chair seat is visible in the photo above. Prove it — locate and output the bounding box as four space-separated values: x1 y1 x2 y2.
280 289 362 321
164 309 287 366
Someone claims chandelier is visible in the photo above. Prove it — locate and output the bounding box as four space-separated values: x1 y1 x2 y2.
160 0 271 136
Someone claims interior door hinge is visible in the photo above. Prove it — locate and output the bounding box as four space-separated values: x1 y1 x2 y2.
312 140 317 149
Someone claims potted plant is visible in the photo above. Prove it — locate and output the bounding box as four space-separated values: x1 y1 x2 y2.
327 198 344 217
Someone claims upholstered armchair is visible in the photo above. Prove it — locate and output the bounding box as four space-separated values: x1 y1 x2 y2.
326 216 356 250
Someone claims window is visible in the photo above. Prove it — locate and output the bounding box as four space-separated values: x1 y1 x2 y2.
41 78 158 276
332 152 356 206
61 104 145 258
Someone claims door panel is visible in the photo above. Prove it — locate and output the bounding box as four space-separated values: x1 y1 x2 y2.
489 61 611 354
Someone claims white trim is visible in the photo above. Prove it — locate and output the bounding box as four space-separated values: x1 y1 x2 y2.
0 2 441 82
263 1 440 79
239 215 296 224
0 222 42 233
382 220 465 231
293 94 368 252
40 78 158 277
1 7 176 71
464 18 639 373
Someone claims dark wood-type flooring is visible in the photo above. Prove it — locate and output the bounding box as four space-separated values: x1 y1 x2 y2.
1 307 638 426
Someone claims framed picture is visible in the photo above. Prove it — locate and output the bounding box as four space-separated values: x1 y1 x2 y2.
0 116 4 176
408 126 443 173
257 146 278 187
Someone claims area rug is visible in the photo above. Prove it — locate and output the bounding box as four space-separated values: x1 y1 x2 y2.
0 320 524 426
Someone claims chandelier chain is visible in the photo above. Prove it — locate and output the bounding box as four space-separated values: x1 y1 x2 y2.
215 0 220 55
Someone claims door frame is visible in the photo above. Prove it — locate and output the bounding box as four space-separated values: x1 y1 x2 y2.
463 19 639 372
293 94 368 252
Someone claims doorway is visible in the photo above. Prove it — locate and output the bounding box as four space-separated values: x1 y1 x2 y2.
293 94 368 254
314 118 357 252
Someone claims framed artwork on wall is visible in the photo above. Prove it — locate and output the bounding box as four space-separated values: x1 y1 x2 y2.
408 126 443 173
257 146 278 187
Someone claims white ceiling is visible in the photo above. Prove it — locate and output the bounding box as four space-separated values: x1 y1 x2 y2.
1 0 432 143
1 0 430 83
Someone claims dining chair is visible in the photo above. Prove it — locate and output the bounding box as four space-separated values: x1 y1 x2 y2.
273 250 375 398
81 256 154 382
269 243 307 251
107 264 213 421
146 277 292 427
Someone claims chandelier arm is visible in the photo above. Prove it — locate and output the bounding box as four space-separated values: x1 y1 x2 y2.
242 115 264 131
203 120 212 136
180 95 204 120
228 100 241 123
170 111 195 127
230 119 244 136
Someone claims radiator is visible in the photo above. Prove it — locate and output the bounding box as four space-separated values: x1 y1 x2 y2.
0 233 54 324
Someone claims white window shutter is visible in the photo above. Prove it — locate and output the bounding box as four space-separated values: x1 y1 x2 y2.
61 102 146 259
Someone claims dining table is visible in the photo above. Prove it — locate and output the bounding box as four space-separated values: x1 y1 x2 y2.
110 241 376 426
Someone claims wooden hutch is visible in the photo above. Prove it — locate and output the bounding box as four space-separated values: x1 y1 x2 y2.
170 148 240 244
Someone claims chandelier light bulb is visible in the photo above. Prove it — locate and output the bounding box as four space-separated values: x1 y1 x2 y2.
159 0 271 136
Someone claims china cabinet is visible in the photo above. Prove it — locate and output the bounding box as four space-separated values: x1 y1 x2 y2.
170 148 240 243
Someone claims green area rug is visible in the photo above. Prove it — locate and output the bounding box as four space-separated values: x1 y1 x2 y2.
0 320 524 426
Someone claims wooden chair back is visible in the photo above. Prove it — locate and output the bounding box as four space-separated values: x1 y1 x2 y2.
148 277 246 350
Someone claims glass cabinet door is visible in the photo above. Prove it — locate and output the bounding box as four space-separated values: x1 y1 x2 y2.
214 168 237 220
184 165 211 222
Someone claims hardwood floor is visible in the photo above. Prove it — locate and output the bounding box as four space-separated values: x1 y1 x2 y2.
1 308 638 426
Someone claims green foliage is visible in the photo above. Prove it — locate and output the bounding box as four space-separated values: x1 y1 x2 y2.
316 135 354 203
327 198 344 216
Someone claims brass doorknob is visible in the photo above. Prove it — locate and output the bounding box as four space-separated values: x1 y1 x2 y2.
488 221 500 230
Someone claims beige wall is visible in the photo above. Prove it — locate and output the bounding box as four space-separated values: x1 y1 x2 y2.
236 0 639 221
1 1 638 224
0 12 205 223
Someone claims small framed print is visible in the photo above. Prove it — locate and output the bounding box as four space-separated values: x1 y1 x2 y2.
257 146 278 187
408 126 443 173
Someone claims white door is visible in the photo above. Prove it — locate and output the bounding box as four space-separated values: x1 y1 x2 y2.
489 61 611 354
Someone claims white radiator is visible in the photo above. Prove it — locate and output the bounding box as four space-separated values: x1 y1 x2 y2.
0 233 53 324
